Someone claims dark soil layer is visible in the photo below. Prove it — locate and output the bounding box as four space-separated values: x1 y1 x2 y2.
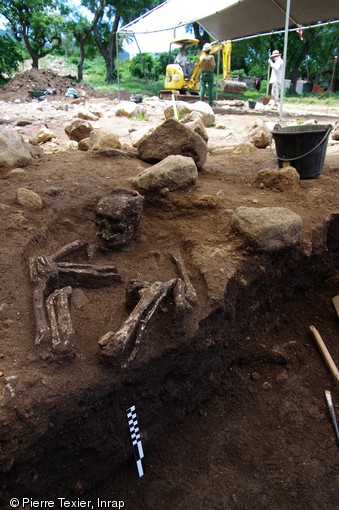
1 237 338 509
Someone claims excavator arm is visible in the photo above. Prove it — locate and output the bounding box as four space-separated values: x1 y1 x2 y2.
187 40 232 90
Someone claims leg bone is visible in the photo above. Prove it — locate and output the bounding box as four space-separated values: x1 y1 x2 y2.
99 279 176 364
172 252 198 306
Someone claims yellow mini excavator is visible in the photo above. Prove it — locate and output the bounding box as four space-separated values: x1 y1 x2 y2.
159 38 246 100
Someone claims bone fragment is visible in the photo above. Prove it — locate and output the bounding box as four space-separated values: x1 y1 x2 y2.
46 286 75 356
29 256 58 284
172 252 198 306
99 279 176 363
51 240 88 262
173 278 191 316
57 262 122 288
33 282 51 345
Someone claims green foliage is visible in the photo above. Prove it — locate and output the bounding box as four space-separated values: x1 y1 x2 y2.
129 52 155 79
0 34 23 77
0 0 69 66
153 51 176 77
231 68 246 77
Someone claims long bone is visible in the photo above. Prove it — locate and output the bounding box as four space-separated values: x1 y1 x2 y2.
29 239 122 350
46 286 75 356
99 279 177 364
172 252 198 306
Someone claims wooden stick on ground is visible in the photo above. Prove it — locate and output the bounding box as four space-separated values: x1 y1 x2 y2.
310 325 339 386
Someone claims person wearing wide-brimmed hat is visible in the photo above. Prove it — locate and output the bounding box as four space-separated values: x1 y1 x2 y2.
268 49 284 106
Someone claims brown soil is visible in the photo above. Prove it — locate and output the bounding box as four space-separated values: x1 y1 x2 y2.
0 71 339 509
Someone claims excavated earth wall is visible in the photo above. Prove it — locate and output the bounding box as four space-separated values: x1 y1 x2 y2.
0 213 337 503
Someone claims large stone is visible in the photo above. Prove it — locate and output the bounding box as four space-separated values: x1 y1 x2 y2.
130 126 156 147
74 108 99 121
231 206 303 251
132 155 198 193
0 128 39 170
163 102 192 121
164 101 215 127
115 101 146 118
246 119 272 148
188 101 215 127
64 119 93 142
89 129 121 151
29 127 55 144
136 119 207 169
16 187 43 210
255 166 300 191
181 112 209 142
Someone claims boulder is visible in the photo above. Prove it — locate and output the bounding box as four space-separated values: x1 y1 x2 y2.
115 102 146 118
78 138 90 151
231 206 303 251
89 129 121 151
0 128 39 170
164 101 215 127
130 126 156 147
246 119 272 148
188 101 215 127
132 155 198 193
74 108 99 121
64 119 93 142
16 188 43 210
255 166 300 191
136 119 207 169
181 112 208 142
163 102 192 121
29 127 55 144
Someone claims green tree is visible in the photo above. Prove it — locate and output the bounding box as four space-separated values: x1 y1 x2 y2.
66 6 103 82
130 52 154 79
83 0 163 83
0 33 23 79
286 25 339 91
0 0 69 69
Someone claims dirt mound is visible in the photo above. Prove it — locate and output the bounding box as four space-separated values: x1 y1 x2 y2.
0 68 98 101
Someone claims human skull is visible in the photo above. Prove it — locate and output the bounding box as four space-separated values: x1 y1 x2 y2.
95 188 144 250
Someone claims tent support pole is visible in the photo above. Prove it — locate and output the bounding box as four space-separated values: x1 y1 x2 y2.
116 32 120 102
279 0 291 123
215 42 221 103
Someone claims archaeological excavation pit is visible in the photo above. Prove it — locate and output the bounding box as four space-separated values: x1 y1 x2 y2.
0 160 338 509
0 112 338 509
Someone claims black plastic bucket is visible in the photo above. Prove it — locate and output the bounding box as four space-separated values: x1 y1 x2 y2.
271 124 332 179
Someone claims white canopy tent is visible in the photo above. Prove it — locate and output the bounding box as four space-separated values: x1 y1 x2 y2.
118 0 339 119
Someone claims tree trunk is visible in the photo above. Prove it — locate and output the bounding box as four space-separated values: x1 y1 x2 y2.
289 31 316 94
31 56 39 69
192 22 210 49
77 41 86 82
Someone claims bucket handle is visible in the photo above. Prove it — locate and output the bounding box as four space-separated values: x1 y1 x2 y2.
274 124 333 162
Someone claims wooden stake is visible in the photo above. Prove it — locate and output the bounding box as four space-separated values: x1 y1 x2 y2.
310 325 339 386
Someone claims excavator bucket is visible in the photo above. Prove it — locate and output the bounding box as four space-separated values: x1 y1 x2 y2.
219 79 247 94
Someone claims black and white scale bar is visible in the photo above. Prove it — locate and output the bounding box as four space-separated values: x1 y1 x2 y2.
126 405 145 477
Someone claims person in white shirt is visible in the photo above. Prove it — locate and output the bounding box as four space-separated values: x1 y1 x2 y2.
175 48 188 75
269 49 284 106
